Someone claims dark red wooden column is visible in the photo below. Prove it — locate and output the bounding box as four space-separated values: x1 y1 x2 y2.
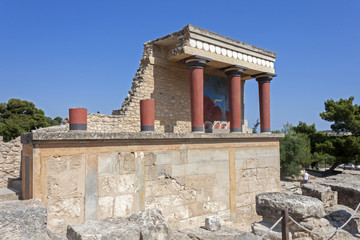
185 56 211 132
255 73 276 133
140 99 155 131
69 108 87 130
225 65 247 133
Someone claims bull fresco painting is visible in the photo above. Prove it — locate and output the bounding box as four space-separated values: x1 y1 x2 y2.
204 75 229 130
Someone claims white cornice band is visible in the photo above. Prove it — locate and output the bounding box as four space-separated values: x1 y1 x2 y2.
189 39 275 69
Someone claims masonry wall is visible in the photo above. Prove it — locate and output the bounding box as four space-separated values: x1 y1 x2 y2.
27 135 280 233
87 44 192 133
0 137 22 188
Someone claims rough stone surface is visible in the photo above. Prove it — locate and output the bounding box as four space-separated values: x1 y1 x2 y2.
127 209 171 240
256 192 325 221
234 232 258 240
325 204 360 234
177 228 243 240
281 181 302 195
251 221 288 240
0 199 51 240
67 209 170 240
67 217 141 240
205 215 221 231
0 137 22 188
301 182 338 207
312 172 360 209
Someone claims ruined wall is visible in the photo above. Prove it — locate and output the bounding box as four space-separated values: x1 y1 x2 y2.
25 134 281 233
86 41 192 133
0 137 22 188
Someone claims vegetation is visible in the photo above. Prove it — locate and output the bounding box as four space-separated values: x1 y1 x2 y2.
0 98 62 142
279 123 312 177
280 96 360 176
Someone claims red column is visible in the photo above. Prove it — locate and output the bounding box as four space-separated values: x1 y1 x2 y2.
226 72 242 132
257 77 272 133
69 108 87 130
185 56 210 132
225 66 246 132
140 99 155 131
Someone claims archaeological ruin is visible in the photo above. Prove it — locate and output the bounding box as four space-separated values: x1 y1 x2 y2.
19 25 283 233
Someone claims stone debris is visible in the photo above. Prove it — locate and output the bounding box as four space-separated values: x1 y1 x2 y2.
67 208 170 240
127 208 171 240
256 192 325 221
325 204 360 233
0 199 52 240
312 172 360 209
174 227 245 240
281 181 302 195
301 182 338 207
67 217 141 240
205 215 221 231
251 220 290 240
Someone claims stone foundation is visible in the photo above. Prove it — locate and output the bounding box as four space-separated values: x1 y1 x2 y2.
21 131 282 233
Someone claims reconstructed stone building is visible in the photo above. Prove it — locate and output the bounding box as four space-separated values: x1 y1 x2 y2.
21 25 282 233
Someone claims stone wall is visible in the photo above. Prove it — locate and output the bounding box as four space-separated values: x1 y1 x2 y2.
0 137 22 188
101 42 192 133
22 132 282 233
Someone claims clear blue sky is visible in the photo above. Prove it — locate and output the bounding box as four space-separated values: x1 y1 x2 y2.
1 0 359 131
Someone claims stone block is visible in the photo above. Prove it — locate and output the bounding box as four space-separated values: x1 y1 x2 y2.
302 183 338 207
0 199 50 240
98 174 135 196
256 192 325 221
205 215 221 231
184 173 216 190
114 194 134 217
47 155 84 175
47 197 83 219
98 196 114 219
118 152 135 174
153 151 182 165
98 152 119 176
47 173 85 199
188 149 228 164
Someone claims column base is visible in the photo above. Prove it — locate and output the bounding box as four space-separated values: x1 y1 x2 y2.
230 128 242 133
192 127 204 132
141 125 154 131
260 128 271 133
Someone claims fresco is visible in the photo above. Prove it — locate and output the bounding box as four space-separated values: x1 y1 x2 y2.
204 74 229 130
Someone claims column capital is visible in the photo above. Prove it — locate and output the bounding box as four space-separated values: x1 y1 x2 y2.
223 65 248 77
252 72 277 83
184 55 212 69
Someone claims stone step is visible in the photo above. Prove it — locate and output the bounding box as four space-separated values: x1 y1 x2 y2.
0 188 20 202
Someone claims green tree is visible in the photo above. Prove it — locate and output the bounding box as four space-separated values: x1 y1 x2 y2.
319 97 360 170
280 124 312 177
0 98 62 142
252 119 260 133
320 97 360 136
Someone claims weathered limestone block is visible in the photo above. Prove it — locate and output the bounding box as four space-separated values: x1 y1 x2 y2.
0 199 51 240
325 204 360 234
127 209 171 240
314 173 360 209
205 215 221 231
177 228 243 240
301 183 337 207
256 192 325 221
252 221 291 240
67 217 141 240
